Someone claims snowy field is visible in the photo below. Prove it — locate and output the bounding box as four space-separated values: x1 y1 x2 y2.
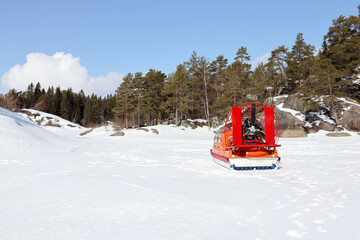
1 107 360 240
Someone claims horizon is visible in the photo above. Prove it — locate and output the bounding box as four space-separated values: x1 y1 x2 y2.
0 0 358 96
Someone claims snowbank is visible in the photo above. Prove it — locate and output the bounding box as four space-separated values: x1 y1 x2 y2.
0 107 61 157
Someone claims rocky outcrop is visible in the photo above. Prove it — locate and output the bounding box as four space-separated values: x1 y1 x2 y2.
283 94 320 114
283 94 306 113
274 108 307 138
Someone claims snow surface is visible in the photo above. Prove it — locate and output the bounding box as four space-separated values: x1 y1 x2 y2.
1 107 360 239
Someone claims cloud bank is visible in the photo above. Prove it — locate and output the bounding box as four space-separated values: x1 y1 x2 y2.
251 52 271 69
1 52 123 96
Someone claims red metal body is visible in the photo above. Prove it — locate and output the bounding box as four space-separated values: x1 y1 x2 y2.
211 102 281 170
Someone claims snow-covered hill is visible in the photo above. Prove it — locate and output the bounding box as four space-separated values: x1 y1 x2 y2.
0 107 360 239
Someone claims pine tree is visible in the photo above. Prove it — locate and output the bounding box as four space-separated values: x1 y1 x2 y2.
185 51 211 122
161 64 192 126
132 72 145 127
249 63 270 102
266 45 288 94
113 73 135 128
286 33 315 91
226 46 251 105
143 69 166 125
323 9 360 76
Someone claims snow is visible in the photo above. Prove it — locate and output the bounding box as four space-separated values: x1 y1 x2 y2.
186 119 207 123
1 107 360 239
337 97 360 108
276 103 305 122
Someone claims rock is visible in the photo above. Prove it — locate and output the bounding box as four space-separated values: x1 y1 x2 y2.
283 94 306 113
335 126 344 131
136 127 149 132
326 132 351 137
80 129 93 136
274 108 304 130
45 120 61 127
280 128 308 138
110 131 125 136
319 121 336 131
67 124 77 128
357 132 360 136
179 120 203 129
180 120 191 128
304 112 322 123
341 111 360 131
283 94 321 113
198 122 206 127
151 129 159 134
111 125 123 132
304 126 319 134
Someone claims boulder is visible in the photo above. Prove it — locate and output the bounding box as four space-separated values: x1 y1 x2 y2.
45 120 61 127
274 108 307 138
319 121 336 131
283 94 306 113
341 111 360 131
151 129 159 134
326 132 351 137
304 126 319 134
274 108 305 130
110 131 125 136
280 128 308 138
283 94 321 113
136 127 149 132
180 120 192 128
80 129 93 136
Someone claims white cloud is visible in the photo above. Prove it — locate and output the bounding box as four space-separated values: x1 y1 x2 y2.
251 53 271 69
1 52 123 96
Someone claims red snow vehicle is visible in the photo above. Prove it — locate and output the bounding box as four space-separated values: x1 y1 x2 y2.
210 102 281 170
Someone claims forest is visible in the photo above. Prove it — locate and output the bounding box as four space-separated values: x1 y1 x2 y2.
1 5 359 127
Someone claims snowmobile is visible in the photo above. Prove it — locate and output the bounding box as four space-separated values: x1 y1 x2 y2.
210 102 281 170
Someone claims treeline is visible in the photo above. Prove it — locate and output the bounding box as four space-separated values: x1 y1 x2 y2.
1 5 359 127
114 6 360 127
0 83 115 126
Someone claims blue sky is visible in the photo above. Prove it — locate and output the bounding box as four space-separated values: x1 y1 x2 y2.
0 0 358 95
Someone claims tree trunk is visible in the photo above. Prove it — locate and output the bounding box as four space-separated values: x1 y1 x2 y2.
175 105 178 127
328 76 340 125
